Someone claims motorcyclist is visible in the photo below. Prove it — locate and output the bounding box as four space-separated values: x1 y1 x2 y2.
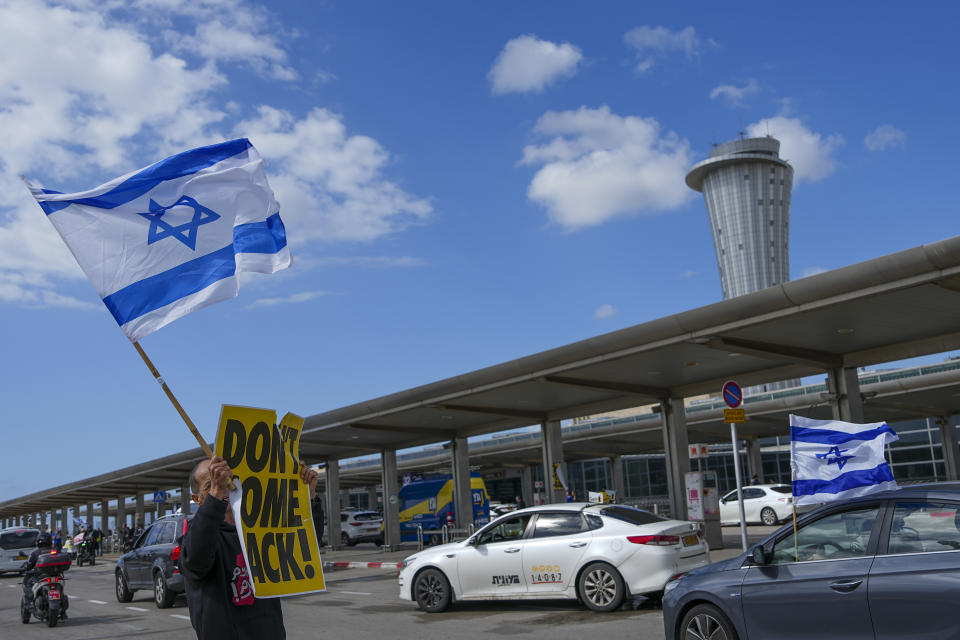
21 532 53 600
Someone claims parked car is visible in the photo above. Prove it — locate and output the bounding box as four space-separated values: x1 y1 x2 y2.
719 484 793 526
488 502 517 518
340 510 383 546
0 527 39 575
663 482 960 640
399 503 709 613
115 513 191 608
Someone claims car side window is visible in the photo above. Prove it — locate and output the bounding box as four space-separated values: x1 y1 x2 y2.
476 515 532 545
156 522 176 545
722 491 737 502
770 505 879 564
886 502 960 555
743 488 765 500
532 513 585 539
141 524 161 547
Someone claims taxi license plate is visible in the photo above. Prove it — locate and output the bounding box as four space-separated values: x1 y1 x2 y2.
14 554 27 561
683 534 699 546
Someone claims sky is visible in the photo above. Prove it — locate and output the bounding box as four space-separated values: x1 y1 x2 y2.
1 0 959 502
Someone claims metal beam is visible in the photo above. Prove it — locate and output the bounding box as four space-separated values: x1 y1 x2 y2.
706 336 843 369
351 423 457 438
542 375 668 398
439 404 547 421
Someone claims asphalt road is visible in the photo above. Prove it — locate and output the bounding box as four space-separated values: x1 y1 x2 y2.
0 527 776 640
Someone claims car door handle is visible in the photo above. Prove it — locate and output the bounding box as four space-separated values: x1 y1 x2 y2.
569 541 588 548
829 579 863 593
504 547 521 554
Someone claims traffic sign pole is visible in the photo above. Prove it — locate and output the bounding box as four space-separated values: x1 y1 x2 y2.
722 381 749 552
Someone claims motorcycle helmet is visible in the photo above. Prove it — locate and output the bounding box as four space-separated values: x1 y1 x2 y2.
36 532 52 547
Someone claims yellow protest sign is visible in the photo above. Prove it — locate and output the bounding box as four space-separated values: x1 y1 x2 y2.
215 405 325 598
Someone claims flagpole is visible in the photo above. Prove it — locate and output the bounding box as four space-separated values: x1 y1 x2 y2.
792 504 799 562
132 341 214 458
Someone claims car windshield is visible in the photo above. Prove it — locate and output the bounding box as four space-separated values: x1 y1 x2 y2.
0 530 39 550
351 512 380 521
769 485 792 494
600 506 666 525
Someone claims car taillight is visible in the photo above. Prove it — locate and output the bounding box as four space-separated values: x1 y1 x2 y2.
170 544 180 562
350 522 364 527
182 519 189 535
627 535 680 546
778 497 792 503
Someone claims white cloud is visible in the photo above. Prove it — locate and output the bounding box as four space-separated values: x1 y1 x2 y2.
314 256 425 268
520 106 694 230
864 124 907 151
624 25 702 73
246 290 329 309
594 304 616 319
709 79 760 108
488 34 583 94
237 106 432 243
0 1 432 309
800 266 829 278
681 269 698 278
746 116 844 182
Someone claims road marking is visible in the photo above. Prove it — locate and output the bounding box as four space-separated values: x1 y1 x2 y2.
88 599 108 604
170 614 191 620
339 591 373 595
126 606 149 612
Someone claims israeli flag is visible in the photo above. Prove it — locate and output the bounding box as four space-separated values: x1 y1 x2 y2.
790 414 898 506
26 139 290 341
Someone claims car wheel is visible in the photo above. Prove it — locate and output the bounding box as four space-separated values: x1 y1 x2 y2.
429 534 442 546
375 538 384 546
760 507 778 526
413 568 451 613
341 532 350 547
153 570 176 609
680 603 739 640
116 570 134 603
577 562 626 612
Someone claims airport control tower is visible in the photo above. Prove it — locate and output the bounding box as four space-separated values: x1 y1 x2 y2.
685 136 793 300
687 136 797 391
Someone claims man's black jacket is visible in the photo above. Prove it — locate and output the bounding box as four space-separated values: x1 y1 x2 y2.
181 495 285 640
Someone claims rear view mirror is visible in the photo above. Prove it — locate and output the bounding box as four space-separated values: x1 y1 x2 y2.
750 545 768 565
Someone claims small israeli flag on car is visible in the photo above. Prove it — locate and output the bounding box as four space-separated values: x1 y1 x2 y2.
790 414 899 506
25 139 290 341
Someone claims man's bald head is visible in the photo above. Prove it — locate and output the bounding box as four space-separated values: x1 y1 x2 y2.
190 459 211 496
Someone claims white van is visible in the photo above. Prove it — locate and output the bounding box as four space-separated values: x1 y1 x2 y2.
0 527 40 575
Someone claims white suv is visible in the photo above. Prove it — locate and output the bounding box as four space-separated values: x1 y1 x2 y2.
719 484 794 525
340 510 383 546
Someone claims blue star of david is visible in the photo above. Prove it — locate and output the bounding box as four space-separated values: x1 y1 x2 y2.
816 445 855 471
136 195 220 250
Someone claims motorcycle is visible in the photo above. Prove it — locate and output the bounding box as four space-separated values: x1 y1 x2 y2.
75 539 96 567
20 550 71 628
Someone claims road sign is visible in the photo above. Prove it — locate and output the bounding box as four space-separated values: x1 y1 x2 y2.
724 408 746 423
722 381 743 408
153 491 166 504
388 495 398 506
534 480 543 489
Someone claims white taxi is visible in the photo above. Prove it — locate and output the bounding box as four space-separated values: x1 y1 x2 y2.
398 503 709 613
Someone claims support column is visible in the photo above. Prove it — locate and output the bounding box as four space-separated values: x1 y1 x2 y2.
117 497 126 531
540 419 566 503
520 465 534 508
36 511 46 532
135 493 145 527
827 367 864 423
325 459 341 549
660 397 690 521
381 450 401 551
451 437 473 529
181 485 192 515
938 416 960 481
745 439 763 483
611 455 625 502
101 500 109 531
60 507 68 535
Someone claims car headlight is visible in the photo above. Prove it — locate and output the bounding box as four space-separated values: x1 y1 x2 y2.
664 573 685 592
399 555 417 571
